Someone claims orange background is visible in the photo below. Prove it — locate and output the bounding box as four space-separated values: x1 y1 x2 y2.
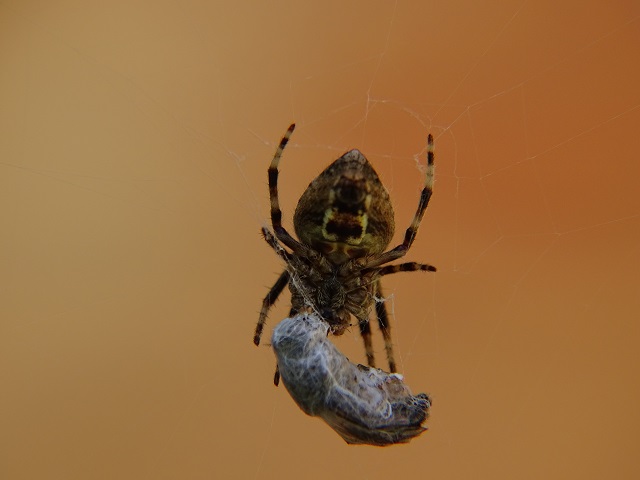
2 1 639 479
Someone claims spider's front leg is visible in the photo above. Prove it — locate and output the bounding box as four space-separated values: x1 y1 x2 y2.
268 124 304 249
254 270 290 346
364 134 435 270
378 262 436 277
266 125 320 264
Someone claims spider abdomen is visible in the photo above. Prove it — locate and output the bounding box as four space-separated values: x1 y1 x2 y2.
294 149 395 265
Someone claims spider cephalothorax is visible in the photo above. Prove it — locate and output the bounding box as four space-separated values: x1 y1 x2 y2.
255 124 436 384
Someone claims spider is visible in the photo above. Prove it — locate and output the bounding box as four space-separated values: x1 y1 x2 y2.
254 123 436 385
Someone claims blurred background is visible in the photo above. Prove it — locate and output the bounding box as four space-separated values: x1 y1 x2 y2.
2 1 639 478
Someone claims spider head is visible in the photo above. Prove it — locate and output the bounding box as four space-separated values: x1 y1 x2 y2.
294 150 395 265
320 307 350 336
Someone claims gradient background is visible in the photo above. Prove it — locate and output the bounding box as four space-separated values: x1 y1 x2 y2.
2 1 639 479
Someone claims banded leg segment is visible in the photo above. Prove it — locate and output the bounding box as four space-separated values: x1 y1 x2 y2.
359 318 375 368
268 124 306 252
254 270 290 346
401 133 435 248
374 282 396 373
378 262 436 277
364 134 435 269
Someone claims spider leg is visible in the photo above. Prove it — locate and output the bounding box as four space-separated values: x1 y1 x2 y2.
259 226 294 386
268 124 314 257
358 282 397 373
261 227 292 264
254 270 290 346
359 317 375 368
364 134 435 269
378 262 436 277
374 282 397 373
